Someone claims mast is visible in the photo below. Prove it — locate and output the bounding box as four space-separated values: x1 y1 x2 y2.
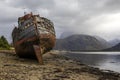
23 8 27 15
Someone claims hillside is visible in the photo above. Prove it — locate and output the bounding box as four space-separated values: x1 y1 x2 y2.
109 39 120 47
54 34 110 51
104 43 120 51
94 36 111 48
60 32 75 39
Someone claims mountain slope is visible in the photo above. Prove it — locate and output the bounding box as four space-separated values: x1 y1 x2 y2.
54 34 110 51
104 43 120 51
94 36 112 48
109 39 120 47
60 32 75 39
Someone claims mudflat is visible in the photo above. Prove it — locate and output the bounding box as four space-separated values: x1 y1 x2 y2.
0 51 120 80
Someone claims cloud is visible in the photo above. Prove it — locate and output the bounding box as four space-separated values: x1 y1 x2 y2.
85 13 120 40
49 0 120 40
7 0 55 10
0 0 120 42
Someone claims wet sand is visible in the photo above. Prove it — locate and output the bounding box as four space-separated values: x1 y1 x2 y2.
0 50 120 80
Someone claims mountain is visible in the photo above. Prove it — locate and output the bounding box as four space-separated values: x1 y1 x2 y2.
54 34 110 51
94 36 112 48
104 43 120 51
60 32 75 39
109 39 120 47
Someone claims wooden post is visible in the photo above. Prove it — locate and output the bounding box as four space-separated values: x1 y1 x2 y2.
33 45 43 64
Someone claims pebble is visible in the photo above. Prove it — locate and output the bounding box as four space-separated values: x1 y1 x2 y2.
0 51 120 80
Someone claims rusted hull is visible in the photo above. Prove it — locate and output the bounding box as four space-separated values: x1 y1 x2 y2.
12 12 56 63
14 34 55 58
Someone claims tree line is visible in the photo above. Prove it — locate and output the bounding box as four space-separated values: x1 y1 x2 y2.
0 36 10 50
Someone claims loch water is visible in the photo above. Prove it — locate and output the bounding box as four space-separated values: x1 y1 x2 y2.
63 52 120 73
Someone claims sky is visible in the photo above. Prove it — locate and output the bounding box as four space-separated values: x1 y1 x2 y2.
0 0 120 42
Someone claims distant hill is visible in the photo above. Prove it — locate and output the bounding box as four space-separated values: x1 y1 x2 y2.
109 39 120 47
94 36 112 48
60 31 75 39
104 43 120 51
54 34 110 51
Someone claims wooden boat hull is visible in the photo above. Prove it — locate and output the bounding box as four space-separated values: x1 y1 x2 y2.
14 34 55 58
12 12 56 64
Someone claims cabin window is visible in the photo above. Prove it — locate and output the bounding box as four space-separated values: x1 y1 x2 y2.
24 23 30 29
37 22 41 24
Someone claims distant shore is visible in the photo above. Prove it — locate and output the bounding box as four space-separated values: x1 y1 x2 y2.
0 50 120 80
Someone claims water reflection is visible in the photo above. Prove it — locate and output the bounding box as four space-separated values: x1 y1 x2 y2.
63 52 120 73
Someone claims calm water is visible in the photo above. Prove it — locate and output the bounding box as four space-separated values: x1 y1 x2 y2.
63 52 120 73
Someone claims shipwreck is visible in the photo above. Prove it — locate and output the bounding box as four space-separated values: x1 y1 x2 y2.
12 12 56 64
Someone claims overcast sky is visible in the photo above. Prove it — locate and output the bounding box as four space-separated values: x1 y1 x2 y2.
0 0 120 42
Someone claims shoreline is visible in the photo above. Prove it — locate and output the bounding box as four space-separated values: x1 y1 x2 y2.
0 50 120 80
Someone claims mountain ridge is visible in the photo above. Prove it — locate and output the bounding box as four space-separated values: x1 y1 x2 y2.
104 43 120 51
54 34 111 51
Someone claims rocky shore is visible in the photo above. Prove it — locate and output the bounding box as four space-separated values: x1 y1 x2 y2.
0 50 120 80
